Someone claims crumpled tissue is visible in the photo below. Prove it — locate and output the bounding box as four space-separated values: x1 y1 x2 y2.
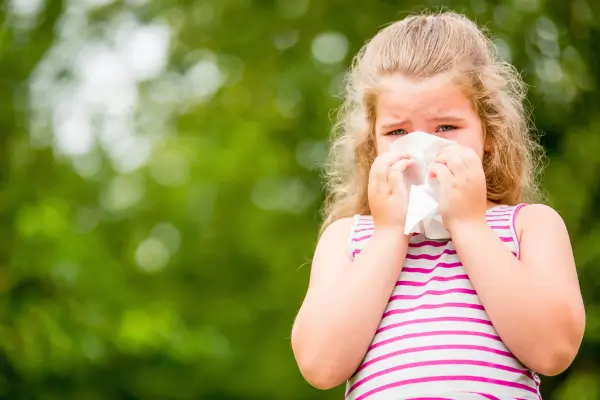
390 131 455 240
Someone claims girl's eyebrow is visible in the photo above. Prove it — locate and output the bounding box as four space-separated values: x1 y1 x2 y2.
378 119 409 131
428 115 467 124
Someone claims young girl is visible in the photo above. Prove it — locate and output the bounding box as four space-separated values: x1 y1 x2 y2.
291 11 585 400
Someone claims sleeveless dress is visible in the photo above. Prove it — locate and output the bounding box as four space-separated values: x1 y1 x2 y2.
345 204 542 400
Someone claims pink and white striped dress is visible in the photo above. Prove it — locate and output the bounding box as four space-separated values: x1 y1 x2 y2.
345 204 542 400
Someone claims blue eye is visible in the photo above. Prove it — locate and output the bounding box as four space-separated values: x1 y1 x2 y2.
437 125 457 132
389 129 407 136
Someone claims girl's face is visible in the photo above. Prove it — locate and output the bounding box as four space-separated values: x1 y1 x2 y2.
374 73 485 157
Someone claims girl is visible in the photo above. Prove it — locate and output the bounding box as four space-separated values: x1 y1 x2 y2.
291 11 585 400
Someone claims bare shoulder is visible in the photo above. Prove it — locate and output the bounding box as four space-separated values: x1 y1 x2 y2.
318 217 355 245
515 204 573 261
515 203 568 236
314 217 355 260
309 217 355 290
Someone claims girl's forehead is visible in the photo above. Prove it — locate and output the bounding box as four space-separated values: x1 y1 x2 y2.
378 73 456 93
376 73 473 117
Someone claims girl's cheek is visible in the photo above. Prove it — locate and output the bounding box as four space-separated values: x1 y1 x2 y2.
377 137 395 154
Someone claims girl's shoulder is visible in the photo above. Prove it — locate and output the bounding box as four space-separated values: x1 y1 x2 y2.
477 203 566 259
512 203 567 242
316 217 356 258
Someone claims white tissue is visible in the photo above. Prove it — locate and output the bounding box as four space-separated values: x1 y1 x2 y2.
390 131 455 240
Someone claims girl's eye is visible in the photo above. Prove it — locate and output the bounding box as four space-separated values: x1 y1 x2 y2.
437 125 458 132
389 129 407 136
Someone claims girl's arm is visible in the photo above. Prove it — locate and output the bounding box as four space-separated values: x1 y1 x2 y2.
450 203 585 376
291 218 408 389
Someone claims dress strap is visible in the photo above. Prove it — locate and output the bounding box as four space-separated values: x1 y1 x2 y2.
347 214 374 260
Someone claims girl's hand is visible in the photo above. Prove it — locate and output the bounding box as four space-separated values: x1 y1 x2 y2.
368 152 414 231
429 144 487 232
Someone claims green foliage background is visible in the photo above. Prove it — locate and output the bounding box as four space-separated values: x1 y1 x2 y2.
1 0 600 398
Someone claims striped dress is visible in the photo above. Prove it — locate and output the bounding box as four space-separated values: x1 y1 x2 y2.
345 204 542 400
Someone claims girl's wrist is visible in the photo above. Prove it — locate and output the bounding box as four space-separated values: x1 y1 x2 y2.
447 215 488 238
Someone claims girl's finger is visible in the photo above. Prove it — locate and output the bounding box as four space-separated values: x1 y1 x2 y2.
435 153 466 177
370 152 411 190
388 159 415 194
430 162 454 187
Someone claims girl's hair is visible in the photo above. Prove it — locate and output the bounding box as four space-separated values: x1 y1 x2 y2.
321 10 544 231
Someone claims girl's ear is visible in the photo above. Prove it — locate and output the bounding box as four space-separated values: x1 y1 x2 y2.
483 126 492 152
484 137 492 152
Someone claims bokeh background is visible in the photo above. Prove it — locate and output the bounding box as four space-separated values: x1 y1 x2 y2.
2 0 600 398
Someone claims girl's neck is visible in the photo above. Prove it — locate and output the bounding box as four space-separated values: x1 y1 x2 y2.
486 200 502 210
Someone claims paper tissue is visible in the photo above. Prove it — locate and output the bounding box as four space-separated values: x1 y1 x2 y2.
390 131 455 240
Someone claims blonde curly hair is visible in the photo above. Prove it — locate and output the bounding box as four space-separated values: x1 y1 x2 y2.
321 11 544 231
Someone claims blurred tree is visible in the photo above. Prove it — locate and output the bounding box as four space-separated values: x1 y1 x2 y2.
0 0 599 399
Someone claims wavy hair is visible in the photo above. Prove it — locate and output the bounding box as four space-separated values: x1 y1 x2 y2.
321 11 544 231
